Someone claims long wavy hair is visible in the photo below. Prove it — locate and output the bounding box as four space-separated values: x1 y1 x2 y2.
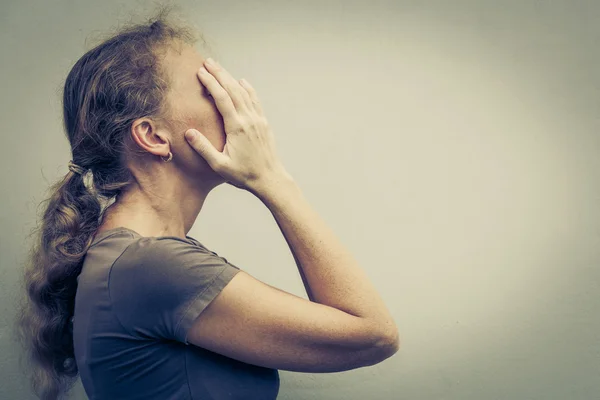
15 9 197 399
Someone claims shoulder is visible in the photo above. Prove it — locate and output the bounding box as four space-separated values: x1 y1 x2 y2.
110 235 236 285
108 235 240 311
124 235 207 253
114 236 217 270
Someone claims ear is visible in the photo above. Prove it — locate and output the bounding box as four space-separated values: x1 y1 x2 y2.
130 118 171 158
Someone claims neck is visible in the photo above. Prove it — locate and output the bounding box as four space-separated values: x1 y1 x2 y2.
99 168 219 240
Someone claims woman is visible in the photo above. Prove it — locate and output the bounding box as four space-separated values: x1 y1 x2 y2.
17 12 400 400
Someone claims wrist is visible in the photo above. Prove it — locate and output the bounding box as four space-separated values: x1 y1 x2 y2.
249 169 297 202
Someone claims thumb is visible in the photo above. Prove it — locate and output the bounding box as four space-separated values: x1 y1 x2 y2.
184 129 226 169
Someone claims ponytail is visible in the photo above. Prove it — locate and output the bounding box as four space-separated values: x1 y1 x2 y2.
16 169 101 399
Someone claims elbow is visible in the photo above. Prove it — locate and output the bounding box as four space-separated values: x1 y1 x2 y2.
390 333 401 355
370 328 400 364
378 322 400 352
358 319 400 367
382 329 401 356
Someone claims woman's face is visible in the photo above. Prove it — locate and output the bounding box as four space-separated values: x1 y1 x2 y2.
160 41 227 185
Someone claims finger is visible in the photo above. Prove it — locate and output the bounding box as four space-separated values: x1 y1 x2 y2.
184 129 228 170
197 66 236 120
236 78 255 111
203 58 251 113
239 78 264 116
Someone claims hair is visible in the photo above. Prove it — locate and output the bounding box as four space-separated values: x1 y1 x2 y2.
15 8 197 399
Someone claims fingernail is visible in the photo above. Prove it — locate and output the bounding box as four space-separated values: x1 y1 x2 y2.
185 130 197 140
205 58 215 66
198 67 207 74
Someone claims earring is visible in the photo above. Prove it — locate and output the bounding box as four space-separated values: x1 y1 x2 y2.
161 152 173 162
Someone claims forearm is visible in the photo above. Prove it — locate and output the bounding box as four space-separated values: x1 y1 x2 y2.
250 173 398 339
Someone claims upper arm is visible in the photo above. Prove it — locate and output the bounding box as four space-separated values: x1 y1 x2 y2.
109 237 243 343
186 270 399 373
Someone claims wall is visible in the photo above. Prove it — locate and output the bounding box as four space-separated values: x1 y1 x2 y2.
1 0 598 399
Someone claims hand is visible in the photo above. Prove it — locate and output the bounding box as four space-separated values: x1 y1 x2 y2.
184 58 289 191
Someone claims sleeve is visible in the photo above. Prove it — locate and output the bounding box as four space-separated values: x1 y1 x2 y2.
108 236 241 344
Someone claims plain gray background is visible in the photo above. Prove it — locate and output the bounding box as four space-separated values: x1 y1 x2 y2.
1 0 598 399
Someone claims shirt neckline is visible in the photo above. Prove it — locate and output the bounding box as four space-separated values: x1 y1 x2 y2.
90 226 204 248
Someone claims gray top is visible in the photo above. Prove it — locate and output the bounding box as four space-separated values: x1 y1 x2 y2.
73 227 280 399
